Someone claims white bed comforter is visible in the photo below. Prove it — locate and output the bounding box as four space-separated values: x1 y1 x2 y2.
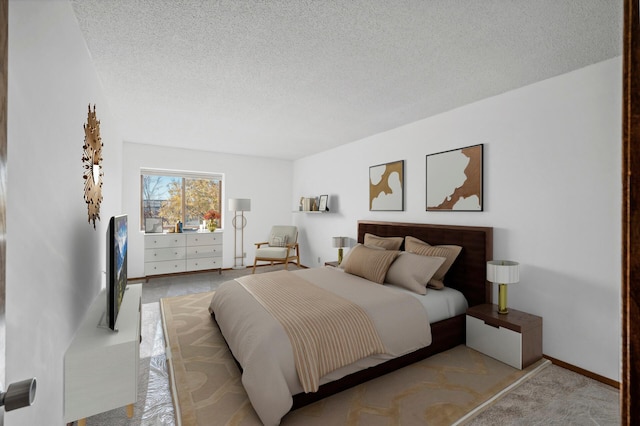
208 267 431 425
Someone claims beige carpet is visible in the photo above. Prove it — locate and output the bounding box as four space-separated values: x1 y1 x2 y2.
160 291 550 426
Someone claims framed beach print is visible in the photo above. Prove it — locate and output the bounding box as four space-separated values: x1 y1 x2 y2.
369 160 404 211
426 144 483 211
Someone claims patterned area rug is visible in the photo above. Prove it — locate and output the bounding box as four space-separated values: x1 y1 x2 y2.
160 291 550 426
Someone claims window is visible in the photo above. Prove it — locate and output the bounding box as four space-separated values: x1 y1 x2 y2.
141 169 222 231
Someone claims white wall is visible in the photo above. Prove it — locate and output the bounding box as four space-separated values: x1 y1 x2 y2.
293 58 622 382
7 1 123 424
122 142 293 277
4 5 621 426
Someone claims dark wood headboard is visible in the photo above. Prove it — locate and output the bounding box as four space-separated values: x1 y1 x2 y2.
357 221 493 307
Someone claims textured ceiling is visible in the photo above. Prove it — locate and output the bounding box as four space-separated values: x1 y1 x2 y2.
70 1 622 160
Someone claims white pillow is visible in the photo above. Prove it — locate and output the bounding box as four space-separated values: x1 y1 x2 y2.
385 252 446 295
269 233 288 247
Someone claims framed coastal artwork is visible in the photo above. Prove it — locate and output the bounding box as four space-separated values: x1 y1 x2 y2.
369 160 404 211
426 144 483 211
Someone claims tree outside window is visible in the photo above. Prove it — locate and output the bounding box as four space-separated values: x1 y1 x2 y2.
141 172 222 231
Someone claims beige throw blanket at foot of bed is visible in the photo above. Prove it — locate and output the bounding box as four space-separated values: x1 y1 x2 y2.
236 270 386 393
210 267 431 426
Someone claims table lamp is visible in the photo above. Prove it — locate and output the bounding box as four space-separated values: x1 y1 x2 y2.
332 236 348 265
486 260 520 314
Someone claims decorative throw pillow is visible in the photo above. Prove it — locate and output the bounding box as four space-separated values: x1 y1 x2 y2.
385 252 446 295
343 244 400 284
405 236 462 289
269 233 288 247
363 233 404 250
338 243 384 269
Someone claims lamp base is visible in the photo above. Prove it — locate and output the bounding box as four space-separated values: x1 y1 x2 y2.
497 283 508 315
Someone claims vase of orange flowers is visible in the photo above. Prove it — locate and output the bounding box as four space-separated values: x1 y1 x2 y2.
204 209 220 232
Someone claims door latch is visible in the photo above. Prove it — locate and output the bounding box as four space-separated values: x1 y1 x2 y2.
0 378 36 411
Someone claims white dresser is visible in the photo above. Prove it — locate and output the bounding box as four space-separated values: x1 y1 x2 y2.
144 232 222 277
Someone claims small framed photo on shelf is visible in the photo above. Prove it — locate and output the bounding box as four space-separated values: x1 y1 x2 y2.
318 195 328 211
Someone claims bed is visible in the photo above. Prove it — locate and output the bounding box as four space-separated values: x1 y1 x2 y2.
209 220 493 425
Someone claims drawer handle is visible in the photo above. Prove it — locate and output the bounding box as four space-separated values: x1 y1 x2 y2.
484 321 500 329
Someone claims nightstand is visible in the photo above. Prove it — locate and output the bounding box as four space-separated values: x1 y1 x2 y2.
466 303 542 369
324 261 339 268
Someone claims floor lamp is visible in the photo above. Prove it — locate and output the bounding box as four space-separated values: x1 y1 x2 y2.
229 198 251 269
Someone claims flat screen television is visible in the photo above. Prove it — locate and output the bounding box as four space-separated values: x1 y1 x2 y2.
106 214 128 331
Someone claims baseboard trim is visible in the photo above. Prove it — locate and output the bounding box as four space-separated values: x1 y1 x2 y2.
543 354 620 389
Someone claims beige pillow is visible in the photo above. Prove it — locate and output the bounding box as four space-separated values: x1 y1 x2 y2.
405 236 462 289
269 233 288 247
385 252 446 295
343 244 400 284
363 233 404 250
339 243 384 269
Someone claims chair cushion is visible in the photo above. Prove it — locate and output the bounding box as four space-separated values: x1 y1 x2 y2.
256 247 291 260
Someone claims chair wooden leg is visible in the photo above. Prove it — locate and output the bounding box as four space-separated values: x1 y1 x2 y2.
252 260 257 274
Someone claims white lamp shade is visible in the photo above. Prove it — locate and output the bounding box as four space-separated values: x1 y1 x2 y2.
332 236 348 248
228 198 251 212
487 260 520 284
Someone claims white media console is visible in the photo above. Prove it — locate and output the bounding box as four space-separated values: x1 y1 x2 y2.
64 283 142 425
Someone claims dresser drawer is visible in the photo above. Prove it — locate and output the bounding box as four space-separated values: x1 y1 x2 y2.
186 232 222 246
186 245 222 259
144 234 186 248
466 315 523 368
144 260 186 276
145 247 186 262
187 256 222 271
